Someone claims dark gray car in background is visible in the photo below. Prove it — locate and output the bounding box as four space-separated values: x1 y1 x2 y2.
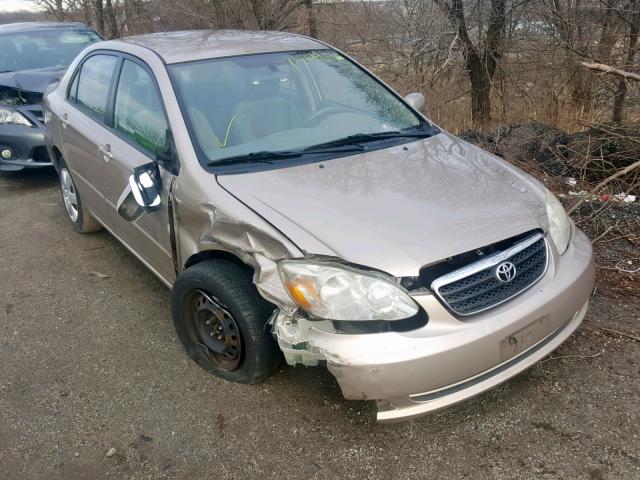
0 22 100 172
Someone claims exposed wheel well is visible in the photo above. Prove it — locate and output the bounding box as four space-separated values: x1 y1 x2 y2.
183 250 255 275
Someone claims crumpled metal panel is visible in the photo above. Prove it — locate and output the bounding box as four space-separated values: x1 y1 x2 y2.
172 191 330 366
194 203 300 309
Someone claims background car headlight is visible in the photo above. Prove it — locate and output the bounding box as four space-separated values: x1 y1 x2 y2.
278 261 419 321
0 107 32 127
545 189 571 254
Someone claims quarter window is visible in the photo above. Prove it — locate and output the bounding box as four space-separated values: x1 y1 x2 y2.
74 54 117 122
114 59 168 156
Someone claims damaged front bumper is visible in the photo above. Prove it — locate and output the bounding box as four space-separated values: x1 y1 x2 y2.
0 107 51 172
273 229 594 422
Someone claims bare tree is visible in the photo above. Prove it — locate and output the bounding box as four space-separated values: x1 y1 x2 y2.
433 0 507 127
93 0 105 34
612 0 639 122
304 0 317 38
31 0 67 19
249 0 302 30
27 0 639 132
104 0 119 38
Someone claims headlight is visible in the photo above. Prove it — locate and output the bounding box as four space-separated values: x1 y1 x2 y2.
278 260 419 321
0 107 32 127
545 189 571 254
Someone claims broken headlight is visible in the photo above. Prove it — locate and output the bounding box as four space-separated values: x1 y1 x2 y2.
278 260 419 321
0 107 32 127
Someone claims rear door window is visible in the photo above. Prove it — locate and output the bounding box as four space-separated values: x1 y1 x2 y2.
73 54 118 122
113 59 169 156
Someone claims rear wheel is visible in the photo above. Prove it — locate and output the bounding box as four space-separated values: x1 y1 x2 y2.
58 162 102 233
172 260 281 383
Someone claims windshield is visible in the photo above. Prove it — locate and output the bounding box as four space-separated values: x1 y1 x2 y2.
169 50 437 169
0 28 101 73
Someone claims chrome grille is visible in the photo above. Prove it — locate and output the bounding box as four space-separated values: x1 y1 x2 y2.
432 234 548 316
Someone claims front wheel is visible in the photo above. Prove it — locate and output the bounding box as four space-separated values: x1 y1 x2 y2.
171 260 281 384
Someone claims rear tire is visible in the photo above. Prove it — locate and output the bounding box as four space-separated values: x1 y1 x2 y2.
58 160 102 233
172 260 281 384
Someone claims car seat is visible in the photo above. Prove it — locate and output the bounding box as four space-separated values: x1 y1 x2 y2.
0 40 19 71
233 72 302 141
181 67 244 154
19 41 42 70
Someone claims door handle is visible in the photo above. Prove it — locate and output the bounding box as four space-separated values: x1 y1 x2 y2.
98 144 113 161
60 113 69 128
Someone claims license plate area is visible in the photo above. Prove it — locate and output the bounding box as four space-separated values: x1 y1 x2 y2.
500 315 552 361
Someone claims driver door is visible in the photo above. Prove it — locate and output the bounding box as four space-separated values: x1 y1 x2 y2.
97 57 176 285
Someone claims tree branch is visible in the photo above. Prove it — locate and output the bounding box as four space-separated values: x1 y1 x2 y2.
568 157 640 214
580 61 640 81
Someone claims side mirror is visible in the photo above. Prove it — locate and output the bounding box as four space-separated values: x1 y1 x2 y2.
116 161 162 222
404 92 426 113
130 162 162 209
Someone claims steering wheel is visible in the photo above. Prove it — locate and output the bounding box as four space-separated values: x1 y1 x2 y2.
304 106 343 126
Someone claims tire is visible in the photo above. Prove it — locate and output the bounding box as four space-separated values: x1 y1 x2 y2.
58 160 102 233
172 260 281 384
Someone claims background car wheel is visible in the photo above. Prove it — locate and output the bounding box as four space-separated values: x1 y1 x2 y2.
172 259 282 384
58 161 102 233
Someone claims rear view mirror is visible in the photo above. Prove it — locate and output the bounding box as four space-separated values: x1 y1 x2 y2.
116 162 162 222
404 92 426 113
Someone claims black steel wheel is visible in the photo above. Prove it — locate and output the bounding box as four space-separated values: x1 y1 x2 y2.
186 290 242 371
172 259 282 383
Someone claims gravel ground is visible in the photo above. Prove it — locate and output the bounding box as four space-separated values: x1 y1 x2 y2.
1 169 639 480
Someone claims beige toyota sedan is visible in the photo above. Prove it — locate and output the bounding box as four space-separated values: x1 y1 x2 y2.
43 30 594 422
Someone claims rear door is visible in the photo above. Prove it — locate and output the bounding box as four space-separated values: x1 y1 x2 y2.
59 52 119 224
96 56 176 285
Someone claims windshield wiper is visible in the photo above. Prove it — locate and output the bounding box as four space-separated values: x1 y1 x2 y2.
208 131 428 167
209 150 302 167
304 130 431 151
208 145 366 167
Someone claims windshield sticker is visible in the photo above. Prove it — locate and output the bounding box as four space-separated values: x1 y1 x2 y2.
288 51 346 70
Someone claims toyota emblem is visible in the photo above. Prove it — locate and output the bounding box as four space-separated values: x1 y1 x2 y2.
495 261 517 283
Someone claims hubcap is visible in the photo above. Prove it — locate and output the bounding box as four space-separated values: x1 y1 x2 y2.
186 290 242 371
60 169 79 222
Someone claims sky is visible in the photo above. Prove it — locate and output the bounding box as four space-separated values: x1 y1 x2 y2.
0 0 35 12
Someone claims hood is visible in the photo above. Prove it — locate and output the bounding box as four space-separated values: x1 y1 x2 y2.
0 66 66 95
217 132 549 277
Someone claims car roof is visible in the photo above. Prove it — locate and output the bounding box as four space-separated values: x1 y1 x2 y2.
0 21 93 34
114 30 326 64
